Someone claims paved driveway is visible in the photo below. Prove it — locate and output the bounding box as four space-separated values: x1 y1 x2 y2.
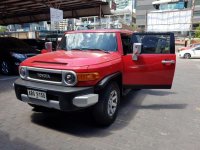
0 57 200 150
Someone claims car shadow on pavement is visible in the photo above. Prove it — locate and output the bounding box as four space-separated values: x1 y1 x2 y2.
134 103 187 110
30 90 144 137
30 89 186 137
146 90 176 96
31 110 115 137
130 89 187 111
0 130 44 150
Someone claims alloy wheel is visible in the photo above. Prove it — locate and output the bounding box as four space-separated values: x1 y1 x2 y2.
184 53 191 59
1 61 9 74
107 90 118 117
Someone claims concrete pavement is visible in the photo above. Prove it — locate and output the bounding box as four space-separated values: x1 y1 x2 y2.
0 57 200 150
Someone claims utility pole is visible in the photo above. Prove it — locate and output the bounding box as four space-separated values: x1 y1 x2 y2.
189 0 196 44
99 4 102 29
131 0 133 25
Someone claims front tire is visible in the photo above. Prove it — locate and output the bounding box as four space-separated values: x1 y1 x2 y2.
92 82 120 126
184 53 191 59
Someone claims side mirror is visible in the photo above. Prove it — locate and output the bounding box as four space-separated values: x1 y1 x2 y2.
45 42 53 52
132 43 142 61
41 49 48 54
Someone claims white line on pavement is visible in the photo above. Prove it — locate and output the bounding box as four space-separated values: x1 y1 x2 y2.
191 59 200 62
0 76 18 81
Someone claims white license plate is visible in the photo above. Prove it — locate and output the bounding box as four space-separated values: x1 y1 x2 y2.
27 90 47 101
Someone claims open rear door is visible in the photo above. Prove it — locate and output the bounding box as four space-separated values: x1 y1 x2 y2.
122 32 176 89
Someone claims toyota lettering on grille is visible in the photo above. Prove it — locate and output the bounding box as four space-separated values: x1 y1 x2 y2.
37 73 51 79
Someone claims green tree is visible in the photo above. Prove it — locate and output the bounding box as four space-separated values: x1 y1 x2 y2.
0 26 6 32
195 24 200 38
131 23 137 31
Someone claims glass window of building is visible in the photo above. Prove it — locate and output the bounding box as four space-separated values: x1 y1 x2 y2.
194 11 200 17
195 0 200 5
88 18 94 23
82 18 87 22
95 17 100 23
160 2 185 10
125 14 131 22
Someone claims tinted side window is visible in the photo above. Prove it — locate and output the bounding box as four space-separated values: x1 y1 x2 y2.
121 34 132 54
132 34 173 54
195 46 200 50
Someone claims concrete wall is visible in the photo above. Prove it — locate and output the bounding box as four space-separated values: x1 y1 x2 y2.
193 0 200 25
135 0 155 29
136 0 200 31
10 32 36 39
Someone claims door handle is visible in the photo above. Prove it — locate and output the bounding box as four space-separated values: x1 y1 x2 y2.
161 60 175 64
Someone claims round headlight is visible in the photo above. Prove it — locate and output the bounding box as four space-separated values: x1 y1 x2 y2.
19 67 26 79
64 72 77 86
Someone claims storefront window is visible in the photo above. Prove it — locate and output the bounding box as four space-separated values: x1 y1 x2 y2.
160 2 185 10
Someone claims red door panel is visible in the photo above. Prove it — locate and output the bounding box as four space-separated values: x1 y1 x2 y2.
123 54 176 88
122 32 176 89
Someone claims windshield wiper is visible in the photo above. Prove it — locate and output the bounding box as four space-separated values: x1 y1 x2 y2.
59 47 67 50
86 48 110 53
70 48 110 53
70 48 84 51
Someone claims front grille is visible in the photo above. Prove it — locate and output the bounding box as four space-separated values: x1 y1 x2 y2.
24 67 77 86
28 70 62 82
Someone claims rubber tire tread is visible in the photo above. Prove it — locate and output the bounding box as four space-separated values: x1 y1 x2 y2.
92 82 120 126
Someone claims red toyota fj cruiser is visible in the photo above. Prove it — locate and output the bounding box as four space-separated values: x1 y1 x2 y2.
14 29 176 126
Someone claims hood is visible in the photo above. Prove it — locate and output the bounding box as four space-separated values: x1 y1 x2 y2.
180 47 190 51
21 50 121 69
180 49 192 53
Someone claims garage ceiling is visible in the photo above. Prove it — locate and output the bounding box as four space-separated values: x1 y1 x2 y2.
0 0 111 25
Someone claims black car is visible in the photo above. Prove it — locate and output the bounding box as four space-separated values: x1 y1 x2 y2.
0 37 37 75
22 39 45 52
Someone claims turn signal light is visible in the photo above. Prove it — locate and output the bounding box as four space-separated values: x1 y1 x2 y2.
77 73 100 81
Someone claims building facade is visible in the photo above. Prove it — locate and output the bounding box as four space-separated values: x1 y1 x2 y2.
193 0 200 29
135 0 155 30
7 22 49 32
75 0 136 30
6 0 137 32
115 0 132 9
75 10 134 30
136 0 200 31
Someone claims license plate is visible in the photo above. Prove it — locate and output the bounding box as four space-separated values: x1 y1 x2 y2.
27 89 47 101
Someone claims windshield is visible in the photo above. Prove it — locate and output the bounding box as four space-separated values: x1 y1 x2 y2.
58 33 117 52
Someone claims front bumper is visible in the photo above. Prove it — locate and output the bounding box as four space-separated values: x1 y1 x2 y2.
178 53 184 58
14 78 98 111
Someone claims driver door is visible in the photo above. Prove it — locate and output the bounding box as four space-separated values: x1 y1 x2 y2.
122 33 176 89
193 46 200 58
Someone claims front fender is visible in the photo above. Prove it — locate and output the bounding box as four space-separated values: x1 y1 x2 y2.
95 72 121 91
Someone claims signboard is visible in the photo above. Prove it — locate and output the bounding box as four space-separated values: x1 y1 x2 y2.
50 8 63 23
147 9 192 32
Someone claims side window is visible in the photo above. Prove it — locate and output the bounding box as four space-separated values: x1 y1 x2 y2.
121 34 132 54
195 46 200 50
132 33 174 54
